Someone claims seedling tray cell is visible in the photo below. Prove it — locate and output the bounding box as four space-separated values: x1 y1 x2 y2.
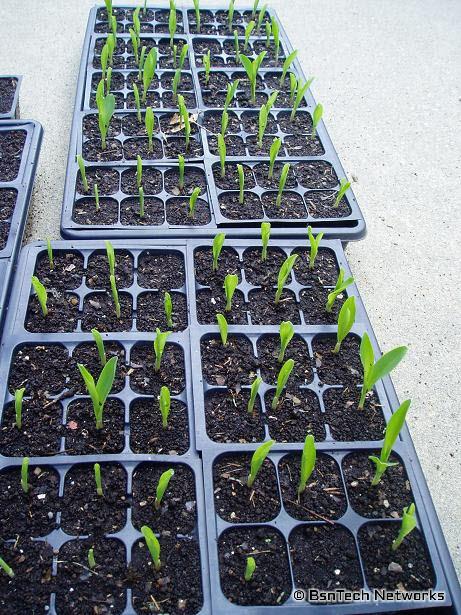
0 75 22 119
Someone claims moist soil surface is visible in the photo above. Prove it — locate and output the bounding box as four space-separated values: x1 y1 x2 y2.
307 190 352 219
323 386 386 441
242 247 288 287
82 291 133 332
68 341 126 394
73 197 119 225
194 247 241 286
300 284 345 325
256 335 314 386
201 335 258 387
205 389 265 444
0 77 17 114
34 251 85 290
129 342 186 395
120 197 165 226
265 389 326 443
9 343 70 396
218 191 264 220
26 293 79 333
137 250 185 289
130 398 189 454
313 335 363 385
136 291 188 331
64 399 125 454
249 288 301 325
166 197 211 226
0 130 26 181
196 287 247 324
86 251 134 289
293 248 340 286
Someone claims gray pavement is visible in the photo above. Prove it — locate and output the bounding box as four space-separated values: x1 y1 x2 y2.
0 0 460 577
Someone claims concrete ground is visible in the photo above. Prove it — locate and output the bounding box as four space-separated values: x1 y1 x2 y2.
1 0 460 578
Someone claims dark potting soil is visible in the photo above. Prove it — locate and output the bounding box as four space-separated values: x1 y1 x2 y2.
83 138 123 162
212 161 256 190
130 535 203 615
196 288 247 325
120 196 165 226
261 191 308 220
202 111 241 136
64 399 125 455
73 197 119 225
279 453 346 521
121 167 162 195
56 537 127 615
137 250 185 289
248 288 301 325
0 188 16 232
132 463 197 534
81 291 133 332
164 166 207 196
246 135 281 157
284 133 325 157
242 247 287 287
129 342 186 395
218 526 292 606
164 137 204 160
293 247 340 286
323 386 386 441
9 343 70 396
166 197 211 226
83 114 122 140
205 389 265 444
241 112 278 135
136 291 188 332
307 190 352 219
252 162 297 190
290 524 363 592
0 77 17 113
0 130 26 181
194 246 241 287
200 335 258 387
343 452 413 518
61 463 128 535
34 251 85 290
295 160 339 189
0 465 59 538
86 250 134 289
213 454 280 523
256 335 313 386
67 341 127 394
129 398 189 454
218 191 264 220
265 389 326 443
0 220 10 250
358 523 435 590
208 134 245 156
312 334 363 385
25 293 79 333
300 284 345 325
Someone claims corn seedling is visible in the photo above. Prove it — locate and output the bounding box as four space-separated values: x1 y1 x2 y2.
276 162 290 206
334 178 351 207
133 82 142 122
94 183 100 211
138 46 147 81
224 274 239 312
326 268 354 312
275 253 297 304
0 557 14 578
21 456 29 493
178 44 189 71
143 0 148 13
252 0 260 18
218 133 226 178
109 273 121 318
135 155 143 189
278 321 294 363
111 15 117 37
142 47 158 103
133 6 141 45
233 30 240 64
160 292 172 329
280 50 298 85
106 67 113 94
101 43 109 82
272 359 294 409
248 377 262 414
307 225 324 270
158 386 171 429
78 356 118 429
289 74 297 104
188 186 200 218
333 296 356 354
105 240 116 277
257 4 268 34
177 95 191 151
216 313 228 346
258 103 270 149
298 434 316 495
88 548 96 570
172 43 178 69
107 35 116 66
154 468 174 510
237 164 245 203
369 399 411 485
247 439 274 487
141 526 161 570
14 387 25 430
311 103 323 138
245 556 256 582
359 333 407 409
46 238 54 271
97 91 115 150
220 110 229 139
261 221 271 261
203 50 211 85
104 0 112 24
193 0 200 32
392 503 417 551
178 154 185 190
224 79 240 111
145 106 155 152
77 154 89 192
31 276 48 317
91 328 107 366
291 77 314 120
212 232 226 271
129 28 139 65
265 21 271 47
268 137 282 180
138 186 145 218
244 21 255 51
94 463 103 496
154 328 171 372
228 0 235 33
172 68 181 102
271 16 280 62
240 52 266 104
169 4 177 47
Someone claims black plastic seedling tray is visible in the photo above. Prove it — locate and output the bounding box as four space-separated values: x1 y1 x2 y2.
60 4 366 241
0 75 21 119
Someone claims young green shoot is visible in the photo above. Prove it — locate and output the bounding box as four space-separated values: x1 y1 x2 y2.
276 162 290 207
110 273 121 318
172 68 181 103
311 103 323 138
325 268 354 312
275 253 297 304
133 7 141 47
248 377 262 414
221 109 229 139
141 526 161 570
139 186 145 218
392 503 417 551
203 50 211 85
21 456 29 493
359 333 408 409
193 0 200 32
369 399 411 486
154 468 174 510
172 43 178 69
88 548 96 570
133 82 141 122
159 385 170 428
31 276 48 317
271 16 280 62
46 238 54 271
216 313 228 346
129 28 139 65
14 387 25 430
136 154 143 188
244 21 255 51
333 296 356 354
163 291 173 328
212 232 226 271
307 225 324 270
169 4 177 47
247 439 274 487
334 178 351 208
142 47 158 103
278 321 294 363
224 274 239 312
268 137 282 180
111 15 117 37
0 557 14 578
178 43 189 71
105 240 116 277
154 328 171 372
178 154 185 190
237 164 245 203
101 43 109 82
106 65 113 94
233 30 240 64
224 79 240 111
245 557 256 582
97 91 115 150
265 21 272 47
291 77 313 120
258 103 269 149
145 106 155 152
104 0 112 24
77 154 89 192
272 359 294 409
78 356 118 429
261 222 271 261
189 187 201 218
91 328 107 366
228 0 235 33
218 133 226 178
289 74 297 104
252 0 260 18
240 52 266 104
298 433 316 495
256 4 268 34
266 90 279 113
94 463 103 496
94 183 100 211
177 95 191 151
280 50 298 85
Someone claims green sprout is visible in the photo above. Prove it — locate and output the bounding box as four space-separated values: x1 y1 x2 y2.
21 456 29 493
244 21 255 51
334 178 351 208
159 386 171 428
173 44 178 69
272 359 294 409
203 50 211 85
106 66 113 94
228 0 235 33
94 183 100 211
216 313 228 346
105 240 116 277
261 222 271 261
268 137 282 180
392 503 417 551
178 154 185 190
77 154 89 192
101 43 109 82
291 78 313 120
271 16 280 62
247 377 262 414
245 556 256 582
110 273 121 318
91 328 107 366
311 103 323 138
172 69 181 103
88 548 96 570
154 328 171 372
326 268 354 312
164 292 173 328
31 276 48 317
178 44 189 71
275 254 298 304
97 91 115 150
289 74 297 104
193 0 200 32
46 238 54 271
129 28 139 65
78 356 118 429
369 399 411 485
307 225 324 270
233 30 240 64
212 232 226 271
278 321 294 363
189 187 201 218
141 526 161 570
94 463 103 496
133 7 141 47
178 95 191 151
276 162 290 207
111 15 117 37
104 0 112 24
265 21 271 47
237 164 245 203
252 0 260 18
0 557 14 578
221 110 228 139
333 296 356 354
169 4 177 47
138 46 147 80
154 468 174 510
145 106 155 152
224 274 239 312
224 79 240 111
247 440 274 487
15 388 25 430
280 50 298 85
143 0 148 14
240 52 266 104
136 155 143 188
258 103 269 150
298 434 316 495
218 133 226 178
133 82 141 122
359 333 408 409
256 3 268 33
142 47 158 103
139 186 145 218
